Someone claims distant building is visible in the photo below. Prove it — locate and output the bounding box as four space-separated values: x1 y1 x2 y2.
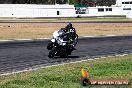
0 0 132 18
77 0 132 18
0 4 75 18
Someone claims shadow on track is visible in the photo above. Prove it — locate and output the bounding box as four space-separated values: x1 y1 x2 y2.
50 55 80 59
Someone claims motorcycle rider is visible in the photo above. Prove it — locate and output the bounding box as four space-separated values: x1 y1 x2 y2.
62 23 77 50
57 22 77 40
64 22 76 38
47 22 77 51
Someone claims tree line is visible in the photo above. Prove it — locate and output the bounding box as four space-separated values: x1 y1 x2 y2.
0 0 116 6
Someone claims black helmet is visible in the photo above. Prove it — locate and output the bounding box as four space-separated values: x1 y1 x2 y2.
67 22 72 28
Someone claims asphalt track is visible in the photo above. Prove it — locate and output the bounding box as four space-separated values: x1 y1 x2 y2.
0 36 132 75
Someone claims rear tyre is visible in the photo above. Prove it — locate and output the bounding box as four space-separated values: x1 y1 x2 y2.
60 53 68 58
59 48 68 58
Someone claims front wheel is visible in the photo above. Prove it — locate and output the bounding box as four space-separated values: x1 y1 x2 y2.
47 42 53 50
48 47 57 58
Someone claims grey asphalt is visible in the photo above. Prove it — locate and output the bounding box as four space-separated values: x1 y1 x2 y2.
0 36 132 74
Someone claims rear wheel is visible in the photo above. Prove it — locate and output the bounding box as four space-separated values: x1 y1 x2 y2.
59 48 68 58
60 52 68 58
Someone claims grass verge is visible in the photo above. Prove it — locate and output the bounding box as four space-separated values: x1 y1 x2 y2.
0 17 132 22
0 22 132 40
0 55 132 88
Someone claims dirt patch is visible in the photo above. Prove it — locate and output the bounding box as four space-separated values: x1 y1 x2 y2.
0 23 132 39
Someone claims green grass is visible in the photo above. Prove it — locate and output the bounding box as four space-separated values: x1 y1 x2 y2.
0 17 132 22
0 55 132 88
60 17 132 22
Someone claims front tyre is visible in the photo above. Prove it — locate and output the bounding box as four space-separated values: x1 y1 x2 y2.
48 47 57 58
47 42 53 50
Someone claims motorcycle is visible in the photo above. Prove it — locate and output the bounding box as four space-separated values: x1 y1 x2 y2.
47 28 78 58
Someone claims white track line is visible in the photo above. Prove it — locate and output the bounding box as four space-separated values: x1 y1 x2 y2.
0 35 123 42
0 38 50 42
82 35 118 38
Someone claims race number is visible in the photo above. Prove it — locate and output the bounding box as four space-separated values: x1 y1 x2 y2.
69 28 75 32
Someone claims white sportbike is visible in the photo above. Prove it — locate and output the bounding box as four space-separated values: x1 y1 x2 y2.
47 28 78 58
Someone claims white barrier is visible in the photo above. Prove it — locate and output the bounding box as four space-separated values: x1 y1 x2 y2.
126 11 132 18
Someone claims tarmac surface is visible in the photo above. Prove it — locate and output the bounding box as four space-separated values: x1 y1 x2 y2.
0 36 132 75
